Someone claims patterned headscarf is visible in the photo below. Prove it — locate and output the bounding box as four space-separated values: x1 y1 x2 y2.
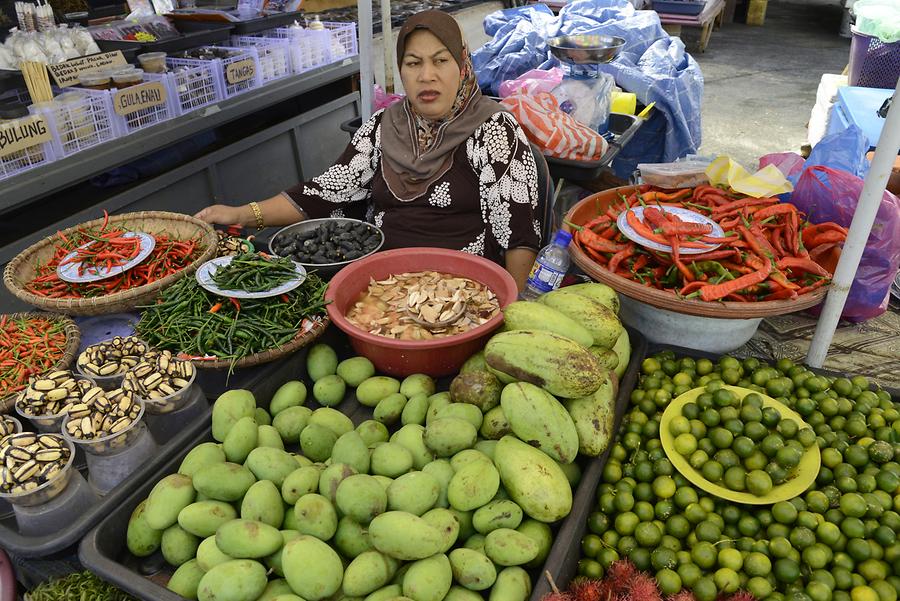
381 10 502 202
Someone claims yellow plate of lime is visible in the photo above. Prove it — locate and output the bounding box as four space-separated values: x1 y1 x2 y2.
660 385 821 505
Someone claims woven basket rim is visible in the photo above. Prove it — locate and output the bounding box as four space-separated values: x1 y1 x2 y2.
193 315 330 370
3 211 217 315
0 312 81 414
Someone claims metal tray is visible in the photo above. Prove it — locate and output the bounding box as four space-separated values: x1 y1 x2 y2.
81 327 647 600
95 20 234 54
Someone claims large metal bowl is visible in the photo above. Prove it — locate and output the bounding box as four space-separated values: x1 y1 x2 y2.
547 34 626 65
269 218 385 279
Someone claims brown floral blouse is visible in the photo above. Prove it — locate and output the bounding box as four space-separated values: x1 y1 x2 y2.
283 109 541 265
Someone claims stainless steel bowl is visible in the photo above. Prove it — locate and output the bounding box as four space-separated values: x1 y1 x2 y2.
546 34 626 64
269 218 385 279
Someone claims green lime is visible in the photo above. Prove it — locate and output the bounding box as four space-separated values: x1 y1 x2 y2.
803 543 833 569
651 547 677 570
660 534 682 553
749 577 774 600
775 558 801 583
701 408 722 428
817 522 842 546
724 418 745 437
635 522 663 548
745 450 770 472
614 512 639 535
642 357 662 375
678 562 702 588
718 547 743 571
841 494 869 518
747 470 774 496
578 558 604 579
714 388 738 408
634 483 654 503
741 551 771 576
798 428 818 448
694 577 718 601
773 501 799 524
770 536 793 558
808 581 834 601
684 503 707 524
811 570 837 591
791 527 816 550
715 567 741 593
674 433 698 456
634 501 655 522
762 434 786 457
602 530 619 549
846 445 871 468
834 567 854 590
690 420 708 440
875 525 896 547
858 558 888 582
692 541 718 569
739 515 761 537
807 490 831 514
723 466 747 491
779 419 800 438
696 520 722 543
654 458 674 476
797 511 820 530
588 511 609 534
769 523 792 540
596 547 619 569
666 515 691 539
710 427 734 449
841 517 866 539
631 548 652 572
696 358 713 376
850 587 880 601
733 435 755 458
652 476 676 499
582 534 603 557
673 487 698 510
777 445 803 469
656 568 682 595
670 415 691 437
617 535 637 556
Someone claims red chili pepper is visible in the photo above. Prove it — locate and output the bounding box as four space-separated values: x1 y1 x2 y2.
699 259 772 302
229 297 242 312
776 256 832 277
209 303 223 313
797 278 829 295
609 243 636 273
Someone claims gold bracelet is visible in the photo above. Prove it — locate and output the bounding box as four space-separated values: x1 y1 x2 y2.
249 202 264 231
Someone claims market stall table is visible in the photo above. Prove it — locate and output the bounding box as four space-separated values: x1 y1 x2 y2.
657 0 726 53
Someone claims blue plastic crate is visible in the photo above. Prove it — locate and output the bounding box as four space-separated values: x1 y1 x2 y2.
653 0 706 15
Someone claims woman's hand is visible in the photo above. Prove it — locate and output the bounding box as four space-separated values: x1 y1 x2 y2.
194 204 248 226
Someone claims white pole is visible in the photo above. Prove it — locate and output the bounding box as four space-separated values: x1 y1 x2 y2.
358 0 374 120
380 0 394 93
806 77 900 368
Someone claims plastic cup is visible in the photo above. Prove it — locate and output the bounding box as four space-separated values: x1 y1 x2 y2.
139 366 198 415
112 69 144 89
78 72 111 90
138 52 167 73
82 425 158 494
77 338 151 391
0 415 23 438
0 436 76 508
61 398 147 456
10 470 99 536
144 383 207 444
15 375 96 433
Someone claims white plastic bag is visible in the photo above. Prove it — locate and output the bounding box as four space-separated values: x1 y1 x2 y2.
551 73 615 133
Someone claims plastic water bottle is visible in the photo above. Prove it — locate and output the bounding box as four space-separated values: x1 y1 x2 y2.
520 230 573 300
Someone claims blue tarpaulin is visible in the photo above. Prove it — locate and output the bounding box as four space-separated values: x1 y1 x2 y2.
473 0 704 176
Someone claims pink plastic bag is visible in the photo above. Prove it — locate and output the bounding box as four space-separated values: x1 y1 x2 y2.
759 152 806 180
498 67 564 99
791 165 900 321
374 85 404 111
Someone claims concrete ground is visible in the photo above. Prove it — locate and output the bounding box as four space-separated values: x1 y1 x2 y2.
693 0 851 169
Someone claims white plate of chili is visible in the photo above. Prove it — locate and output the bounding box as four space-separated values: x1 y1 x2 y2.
57 232 156 284
617 206 727 255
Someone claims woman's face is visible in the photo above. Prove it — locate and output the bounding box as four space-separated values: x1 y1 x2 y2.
400 29 462 120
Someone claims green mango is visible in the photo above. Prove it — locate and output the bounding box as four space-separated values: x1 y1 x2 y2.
313 374 346 407
486 365 516 386
517 519 553 568
272 406 312 444
336 474 387 524
241 480 284 527
448 460 499 512
179 443 226 477
168 559 205 599
300 423 337 462
450 450 492 472
178 500 238 537
449 548 497 591
563 368 617 456
270 381 307 416
257 425 285 450
343 551 400 597
319 463 358 503
500 382 579 463
197 559 268 601
424 418 477 457
306 343 338 381
293 493 338 540
196 535 233 572
399 374 436 399
357 419 390 446
588 346 619 371
558 460 581 488
264 530 300 576
282 535 344 600
372 475 393 491
374 393 408 425
424 393 452 426
145 474 195 530
245 447 299 488
281 505 299 530
223 416 258 464
216 519 282 558
357 376 401 407
370 443 413 478
402 553 452 601
331 431 370 474
421 459 454 509
254 407 272 426
126 499 163 557
336 356 376 387
460 351 487 374
390 424 434 470
484 528 539 566
538 289 622 348
473 500 523 535
281 466 322 505
449 509 475 541
400 393 429 426
421 508 459 554
193 462 256 502
501 301 594 348
611 329 630 379
494 436 572 523
364 585 402 601
449 371 501 412
368 511 445 560
334 516 374 559
211 390 256 442
269 595 304 601
387 471 440 516
256 579 294 601
309 407 354 437
161 524 200 567
445 586 486 601
464 534 485 554
473 440 498 462
435 404 483 431
488 567 531 601
562 282 620 314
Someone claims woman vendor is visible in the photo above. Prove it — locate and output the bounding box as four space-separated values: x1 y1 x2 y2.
196 10 541 289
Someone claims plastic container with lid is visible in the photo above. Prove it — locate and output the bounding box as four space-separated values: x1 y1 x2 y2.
137 52 167 73
9 470 99 535
78 72 111 90
112 68 144 88
637 160 711 189
74 423 158 494
0 436 76 508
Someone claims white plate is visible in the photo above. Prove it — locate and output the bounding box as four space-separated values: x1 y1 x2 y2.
616 206 726 255
195 255 307 299
57 232 156 283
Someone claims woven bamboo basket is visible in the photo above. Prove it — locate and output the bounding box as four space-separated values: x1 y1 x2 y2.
0 312 81 414
564 187 829 319
4 212 217 316
193 316 330 371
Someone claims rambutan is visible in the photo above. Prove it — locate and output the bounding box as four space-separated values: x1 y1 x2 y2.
571 578 604 601
724 591 757 601
624 570 662 601
668 589 697 601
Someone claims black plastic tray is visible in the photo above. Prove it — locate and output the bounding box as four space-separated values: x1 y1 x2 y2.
340 112 643 183
169 10 303 35
652 0 707 15
95 20 234 54
0 403 210 558
81 327 646 600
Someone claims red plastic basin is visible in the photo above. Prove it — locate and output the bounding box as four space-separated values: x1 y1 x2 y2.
325 247 517 377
